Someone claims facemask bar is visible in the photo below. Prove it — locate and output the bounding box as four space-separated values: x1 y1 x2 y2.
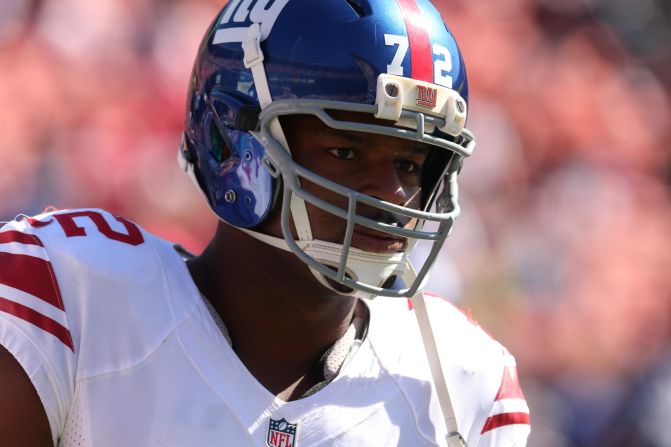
279 176 457 297
260 100 475 159
256 99 474 298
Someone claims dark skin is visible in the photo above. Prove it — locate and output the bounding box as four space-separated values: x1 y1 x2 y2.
0 112 430 443
0 345 53 446
188 112 430 401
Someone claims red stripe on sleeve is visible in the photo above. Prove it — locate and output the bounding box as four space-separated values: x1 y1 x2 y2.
0 296 73 351
0 231 43 246
495 364 526 401
481 412 530 434
395 0 434 83
0 253 65 310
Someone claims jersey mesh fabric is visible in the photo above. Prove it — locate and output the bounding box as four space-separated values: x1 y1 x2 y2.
59 389 86 446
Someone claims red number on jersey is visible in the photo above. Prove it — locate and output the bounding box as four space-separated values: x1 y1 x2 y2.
30 211 145 246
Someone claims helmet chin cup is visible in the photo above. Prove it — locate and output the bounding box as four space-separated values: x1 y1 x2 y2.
237 227 415 299
300 240 409 300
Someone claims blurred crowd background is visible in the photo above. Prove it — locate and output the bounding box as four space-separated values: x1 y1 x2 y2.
1 0 670 445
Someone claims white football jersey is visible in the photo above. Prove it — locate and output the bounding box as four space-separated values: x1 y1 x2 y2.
0 208 530 447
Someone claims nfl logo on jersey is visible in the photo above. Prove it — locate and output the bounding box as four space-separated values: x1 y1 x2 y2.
267 417 298 447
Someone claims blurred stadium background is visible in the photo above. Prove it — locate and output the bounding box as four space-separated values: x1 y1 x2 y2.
1 0 670 445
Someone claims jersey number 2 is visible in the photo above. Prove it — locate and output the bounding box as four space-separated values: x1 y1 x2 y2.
31 211 145 246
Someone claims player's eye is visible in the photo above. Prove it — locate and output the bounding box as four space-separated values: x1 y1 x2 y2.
395 159 420 173
328 148 356 160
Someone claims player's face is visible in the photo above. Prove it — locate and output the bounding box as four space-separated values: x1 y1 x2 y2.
275 112 431 253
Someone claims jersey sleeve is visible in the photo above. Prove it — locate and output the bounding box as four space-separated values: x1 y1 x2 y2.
0 208 194 446
476 351 531 447
0 218 76 446
417 294 531 447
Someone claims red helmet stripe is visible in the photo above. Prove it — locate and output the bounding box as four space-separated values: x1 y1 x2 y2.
395 0 433 83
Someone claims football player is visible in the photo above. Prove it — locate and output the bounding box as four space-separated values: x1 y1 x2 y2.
0 0 530 446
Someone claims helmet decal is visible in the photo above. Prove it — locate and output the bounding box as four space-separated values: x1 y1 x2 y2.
213 0 291 44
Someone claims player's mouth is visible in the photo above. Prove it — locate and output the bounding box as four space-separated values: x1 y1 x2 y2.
351 230 407 253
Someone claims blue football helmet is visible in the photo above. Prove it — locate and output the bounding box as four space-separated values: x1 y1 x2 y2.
179 0 475 298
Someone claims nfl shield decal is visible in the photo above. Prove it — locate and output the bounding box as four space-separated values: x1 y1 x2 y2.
267 417 298 447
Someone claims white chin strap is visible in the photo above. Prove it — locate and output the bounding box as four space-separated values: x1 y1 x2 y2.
238 228 409 300
243 24 313 237
411 289 468 447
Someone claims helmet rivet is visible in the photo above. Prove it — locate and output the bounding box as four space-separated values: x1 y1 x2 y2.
224 190 236 203
456 100 465 113
385 83 400 98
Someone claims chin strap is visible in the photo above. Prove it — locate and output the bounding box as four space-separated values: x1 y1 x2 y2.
238 227 408 300
406 269 467 447
243 23 313 242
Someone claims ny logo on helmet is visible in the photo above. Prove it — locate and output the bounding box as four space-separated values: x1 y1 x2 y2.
213 0 290 44
416 85 438 108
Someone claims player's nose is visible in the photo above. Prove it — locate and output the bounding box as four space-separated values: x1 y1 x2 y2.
358 160 413 207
